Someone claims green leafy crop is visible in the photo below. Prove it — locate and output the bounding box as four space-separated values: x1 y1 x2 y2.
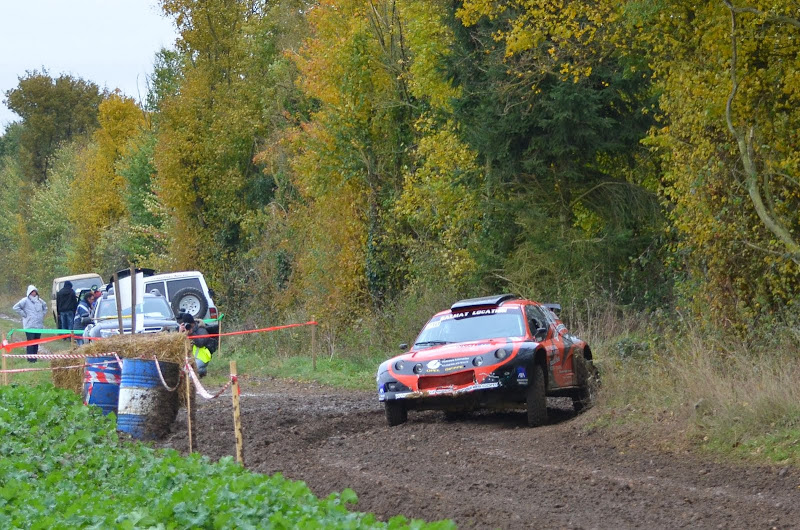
0 384 454 529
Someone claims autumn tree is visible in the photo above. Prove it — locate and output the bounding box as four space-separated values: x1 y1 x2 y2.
638 1 800 323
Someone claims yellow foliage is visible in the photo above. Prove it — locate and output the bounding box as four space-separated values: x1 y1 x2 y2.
68 94 145 270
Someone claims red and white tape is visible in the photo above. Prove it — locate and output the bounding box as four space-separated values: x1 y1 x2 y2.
185 363 233 399
3 351 119 360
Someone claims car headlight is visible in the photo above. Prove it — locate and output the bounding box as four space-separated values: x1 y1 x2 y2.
494 348 508 360
413 363 423 374
472 356 484 367
394 361 405 372
99 329 119 338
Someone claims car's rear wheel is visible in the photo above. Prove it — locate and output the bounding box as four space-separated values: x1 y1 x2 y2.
572 355 599 414
526 363 547 427
172 287 208 319
385 401 407 426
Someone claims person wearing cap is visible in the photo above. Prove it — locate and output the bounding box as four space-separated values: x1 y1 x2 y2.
179 313 214 377
13 285 48 362
56 281 78 339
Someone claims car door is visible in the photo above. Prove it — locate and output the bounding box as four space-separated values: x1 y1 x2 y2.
539 304 576 388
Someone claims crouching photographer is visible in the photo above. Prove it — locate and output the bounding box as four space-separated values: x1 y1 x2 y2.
179 313 216 377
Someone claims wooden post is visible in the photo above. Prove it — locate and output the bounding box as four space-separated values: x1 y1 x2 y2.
230 361 245 466
113 273 123 334
311 321 317 371
1 333 7 386
185 340 193 454
130 265 136 334
216 316 223 357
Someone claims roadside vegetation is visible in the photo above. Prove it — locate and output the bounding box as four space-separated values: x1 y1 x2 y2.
0 383 452 529
1 0 799 473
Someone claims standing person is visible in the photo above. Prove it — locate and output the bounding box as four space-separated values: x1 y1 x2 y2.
179 313 215 377
56 280 78 338
12 285 48 362
72 291 94 346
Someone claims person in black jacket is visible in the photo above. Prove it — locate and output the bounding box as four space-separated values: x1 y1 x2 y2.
56 281 78 337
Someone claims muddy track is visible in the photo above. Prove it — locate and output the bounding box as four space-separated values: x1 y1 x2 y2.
154 376 799 529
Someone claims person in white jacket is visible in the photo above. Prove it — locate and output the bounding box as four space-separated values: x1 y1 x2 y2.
13 285 48 362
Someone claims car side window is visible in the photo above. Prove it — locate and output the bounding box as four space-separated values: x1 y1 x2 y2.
525 305 549 340
145 281 167 298
165 278 203 296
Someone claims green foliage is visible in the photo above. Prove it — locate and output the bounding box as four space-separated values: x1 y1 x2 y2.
3 71 103 183
0 383 453 529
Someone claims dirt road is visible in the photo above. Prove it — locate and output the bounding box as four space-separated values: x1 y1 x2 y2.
154 376 799 529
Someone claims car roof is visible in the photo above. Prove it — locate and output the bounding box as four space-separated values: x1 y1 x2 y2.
53 273 103 283
145 271 204 281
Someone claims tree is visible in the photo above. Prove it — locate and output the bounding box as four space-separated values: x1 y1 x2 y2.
4 71 103 182
639 0 800 323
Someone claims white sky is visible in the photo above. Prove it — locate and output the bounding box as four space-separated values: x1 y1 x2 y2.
1 0 178 128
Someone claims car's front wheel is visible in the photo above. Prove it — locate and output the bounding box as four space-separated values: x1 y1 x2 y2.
572 355 599 414
385 401 407 426
526 363 547 427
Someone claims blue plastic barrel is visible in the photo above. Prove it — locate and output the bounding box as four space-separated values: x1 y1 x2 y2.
117 358 180 440
83 356 122 415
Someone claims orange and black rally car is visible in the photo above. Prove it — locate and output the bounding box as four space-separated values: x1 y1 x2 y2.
376 294 598 427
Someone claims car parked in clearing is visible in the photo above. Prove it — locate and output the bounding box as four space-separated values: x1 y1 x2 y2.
142 271 218 321
84 291 179 339
51 273 103 324
376 294 599 427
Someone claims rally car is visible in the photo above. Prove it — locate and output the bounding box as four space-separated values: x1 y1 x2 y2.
376 294 598 426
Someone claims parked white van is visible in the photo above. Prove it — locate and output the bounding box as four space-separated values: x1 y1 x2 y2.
143 271 218 320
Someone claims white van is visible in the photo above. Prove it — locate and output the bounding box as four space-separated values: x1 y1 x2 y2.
143 271 218 320
51 273 103 323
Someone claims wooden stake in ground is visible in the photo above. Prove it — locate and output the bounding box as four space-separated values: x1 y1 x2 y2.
311 320 317 371
113 273 123 334
230 360 245 466
130 265 136 334
1 332 7 386
185 340 193 454
217 316 223 357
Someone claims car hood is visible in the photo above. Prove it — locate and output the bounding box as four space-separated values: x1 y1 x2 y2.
89 317 177 330
399 337 522 362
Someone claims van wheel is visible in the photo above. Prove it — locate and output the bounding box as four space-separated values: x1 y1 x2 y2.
172 287 208 319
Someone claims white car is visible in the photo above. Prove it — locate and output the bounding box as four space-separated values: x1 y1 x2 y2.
143 271 219 320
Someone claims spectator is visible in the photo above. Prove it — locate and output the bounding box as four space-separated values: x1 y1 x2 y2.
179 312 214 377
56 280 78 339
72 291 94 346
13 285 48 362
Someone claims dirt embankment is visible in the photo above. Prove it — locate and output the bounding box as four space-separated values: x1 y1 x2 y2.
154 377 799 529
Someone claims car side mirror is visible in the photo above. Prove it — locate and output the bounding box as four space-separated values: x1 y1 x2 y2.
535 327 547 341
399 343 408 351
208 289 216 299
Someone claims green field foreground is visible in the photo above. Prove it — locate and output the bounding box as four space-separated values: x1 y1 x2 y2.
0 383 453 529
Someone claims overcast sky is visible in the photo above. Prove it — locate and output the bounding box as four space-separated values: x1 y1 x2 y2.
1 0 178 128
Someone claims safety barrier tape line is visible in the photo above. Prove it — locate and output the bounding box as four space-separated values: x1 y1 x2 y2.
188 320 317 340
0 363 87 374
185 363 233 400
2 334 74 351
2 351 119 360
152 356 183 392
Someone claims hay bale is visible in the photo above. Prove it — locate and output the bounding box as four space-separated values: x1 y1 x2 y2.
51 333 197 406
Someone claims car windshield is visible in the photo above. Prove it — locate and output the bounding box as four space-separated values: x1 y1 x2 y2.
414 307 525 346
61 277 101 291
95 298 173 319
